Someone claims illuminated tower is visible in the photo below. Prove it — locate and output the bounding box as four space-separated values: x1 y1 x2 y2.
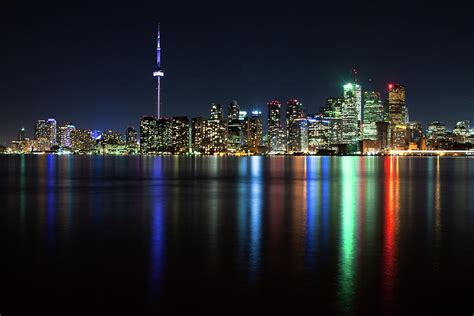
153 24 164 119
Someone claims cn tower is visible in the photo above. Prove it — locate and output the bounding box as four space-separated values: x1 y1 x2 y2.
153 24 164 119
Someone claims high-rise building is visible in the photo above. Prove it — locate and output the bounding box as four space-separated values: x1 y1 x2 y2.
210 103 223 120
267 100 284 153
70 129 95 154
247 110 263 152
125 127 138 145
58 123 76 148
387 84 407 125
17 127 26 141
288 118 308 153
156 118 173 152
101 130 124 145
228 100 240 121
453 120 470 143
426 121 447 149
191 117 205 153
387 84 408 148
286 99 304 152
153 24 164 119
407 121 423 143
140 116 158 154
362 91 383 140
341 83 360 146
322 97 343 145
307 114 329 153
171 117 189 154
227 118 244 153
376 121 390 150
34 118 57 149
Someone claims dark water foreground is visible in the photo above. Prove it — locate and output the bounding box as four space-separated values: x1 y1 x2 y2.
1 155 474 315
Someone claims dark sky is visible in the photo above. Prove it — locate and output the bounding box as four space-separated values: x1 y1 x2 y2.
2 1 473 144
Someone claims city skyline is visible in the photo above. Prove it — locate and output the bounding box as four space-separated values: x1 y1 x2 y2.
2 2 473 145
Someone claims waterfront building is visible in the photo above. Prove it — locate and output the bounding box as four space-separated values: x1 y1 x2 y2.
140 116 158 154
58 123 76 148
307 114 329 153
362 91 383 140
34 118 57 149
18 127 26 141
288 118 308 153
125 127 138 145
453 120 470 143
341 83 360 147
321 97 343 145
267 100 284 153
70 129 95 154
286 99 304 152
376 121 390 150
247 110 263 152
191 117 205 154
426 121 448 149
407 121 423 143
156 118 173 153
171 117 189 154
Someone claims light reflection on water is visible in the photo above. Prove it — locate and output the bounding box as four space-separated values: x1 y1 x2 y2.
2 155 474 314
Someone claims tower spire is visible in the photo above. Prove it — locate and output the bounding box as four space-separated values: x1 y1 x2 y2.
153 23 164 119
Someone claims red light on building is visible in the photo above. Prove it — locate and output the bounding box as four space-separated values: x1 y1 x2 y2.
388 84 393 90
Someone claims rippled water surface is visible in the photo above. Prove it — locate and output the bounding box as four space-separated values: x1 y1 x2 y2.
1 155 474 315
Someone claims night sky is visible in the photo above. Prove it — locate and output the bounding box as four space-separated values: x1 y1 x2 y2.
2 1 473 144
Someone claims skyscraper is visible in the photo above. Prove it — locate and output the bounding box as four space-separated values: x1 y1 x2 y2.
228 100 240 121
267 100 284 153
247 110 263 152
140 116 158 154
321 97 343 145
288 118 308 153
125 126 138 145
171 117 189 154
210 103 223 120
58 122 76 148
191 117 205 153
34 118 57 149
286 99 304 152
362 91 383 140
341 84 360 146
387 84 407 125
153 24 164 119
17 127 26 141
387 84 408 148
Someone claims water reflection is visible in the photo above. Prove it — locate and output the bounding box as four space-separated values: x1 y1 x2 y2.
338 157 358 313
149 157 165 297
249 157 263 281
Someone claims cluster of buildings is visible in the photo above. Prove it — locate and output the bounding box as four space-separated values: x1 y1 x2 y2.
4 28 473 156
10 119 139 155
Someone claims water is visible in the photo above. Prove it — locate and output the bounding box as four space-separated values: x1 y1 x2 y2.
1 155 474 315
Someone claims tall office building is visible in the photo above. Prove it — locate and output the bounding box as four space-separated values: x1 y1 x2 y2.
307 114 329 152
341 84 360 145
125 127 138 145
362 91 383 140
210 103 223 120
407 121 423 143
171 117 189 154
267 100 284 153
453 120 470 143
286 99 304 152
153 24 164 118
387 84 408 148
387 84 407 125
288 118 308 153
70 129 95 153
322 97 343 145
191 117 205 153
376 121 390 150
140 116 158 154
18 127 26 141
34 118 57 149
156 118 173 152
247 110 263 151
58 123 76 148
228 100 240 121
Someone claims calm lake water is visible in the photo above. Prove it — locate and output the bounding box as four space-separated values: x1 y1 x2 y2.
1 155 474 315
